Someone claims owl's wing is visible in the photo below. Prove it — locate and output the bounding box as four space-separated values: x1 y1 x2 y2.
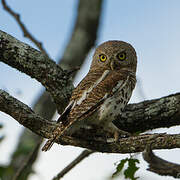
69 69 131 122
56 100 74 123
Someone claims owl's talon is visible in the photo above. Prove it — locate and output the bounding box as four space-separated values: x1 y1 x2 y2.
114 131 119 141
114 130 131 142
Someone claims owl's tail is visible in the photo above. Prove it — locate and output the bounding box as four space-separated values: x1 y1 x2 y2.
42 139 55 151
42 125 63 151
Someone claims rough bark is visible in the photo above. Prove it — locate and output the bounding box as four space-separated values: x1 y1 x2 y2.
114 93 180 133
0 30 73 113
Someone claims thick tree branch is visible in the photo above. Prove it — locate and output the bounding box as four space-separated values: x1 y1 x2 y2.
59 133 180 153
143 144 180 179
0 30 73 112
0 89 180 153
0 90 54 136
115 93 180 133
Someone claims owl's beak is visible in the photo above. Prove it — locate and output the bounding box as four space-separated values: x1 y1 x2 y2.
110 60 115 70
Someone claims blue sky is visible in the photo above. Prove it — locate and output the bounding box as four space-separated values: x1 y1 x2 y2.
0 1 180 180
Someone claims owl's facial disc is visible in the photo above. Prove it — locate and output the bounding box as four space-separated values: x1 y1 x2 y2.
91 40 137 72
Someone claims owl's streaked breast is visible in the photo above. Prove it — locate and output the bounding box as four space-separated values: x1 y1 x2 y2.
98 79 133 125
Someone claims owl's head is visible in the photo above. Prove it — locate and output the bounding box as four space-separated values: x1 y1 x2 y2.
90 41 137 73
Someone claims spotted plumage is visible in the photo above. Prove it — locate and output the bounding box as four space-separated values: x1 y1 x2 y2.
42 40 137 151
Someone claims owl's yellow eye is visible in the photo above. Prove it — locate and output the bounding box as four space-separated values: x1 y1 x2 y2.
99 54 107 62
117 52 126 61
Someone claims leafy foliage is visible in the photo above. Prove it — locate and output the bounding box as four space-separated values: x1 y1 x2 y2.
112 157 140 180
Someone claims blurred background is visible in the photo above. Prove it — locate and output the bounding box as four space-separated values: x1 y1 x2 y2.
0 0 180 179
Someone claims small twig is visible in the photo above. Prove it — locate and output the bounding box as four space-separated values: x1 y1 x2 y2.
53 150 94 180
1 0 49 57
143 143 180 179
12 139 42 180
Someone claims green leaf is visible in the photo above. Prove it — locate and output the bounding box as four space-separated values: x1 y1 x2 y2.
112 158 128 177
112 158 140 180
124 158 140 180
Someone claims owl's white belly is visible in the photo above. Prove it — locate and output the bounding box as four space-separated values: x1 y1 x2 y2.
98 84 132 125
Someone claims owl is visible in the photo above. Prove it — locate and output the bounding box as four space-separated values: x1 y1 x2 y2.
42 40 137 151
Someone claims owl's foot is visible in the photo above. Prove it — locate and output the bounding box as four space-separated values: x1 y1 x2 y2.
105 123 130 142
114 129 130 141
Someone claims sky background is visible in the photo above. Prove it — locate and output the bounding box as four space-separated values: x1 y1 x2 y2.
0 0 180 180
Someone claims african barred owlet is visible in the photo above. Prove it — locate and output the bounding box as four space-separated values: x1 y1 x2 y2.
42 40 137 151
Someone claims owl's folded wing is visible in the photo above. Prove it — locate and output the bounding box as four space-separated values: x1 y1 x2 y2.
68 69 130 123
